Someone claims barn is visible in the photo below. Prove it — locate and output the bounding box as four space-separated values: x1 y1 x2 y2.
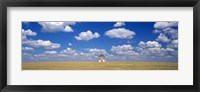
98 54 105 62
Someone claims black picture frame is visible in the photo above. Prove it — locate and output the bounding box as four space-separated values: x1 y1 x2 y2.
0 0 200 92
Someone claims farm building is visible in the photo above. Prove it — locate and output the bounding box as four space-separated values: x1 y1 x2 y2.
98 54 105 62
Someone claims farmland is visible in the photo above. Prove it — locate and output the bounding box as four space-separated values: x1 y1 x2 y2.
22 62 178 70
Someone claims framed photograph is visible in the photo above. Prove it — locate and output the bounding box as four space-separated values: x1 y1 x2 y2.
0 0 199 92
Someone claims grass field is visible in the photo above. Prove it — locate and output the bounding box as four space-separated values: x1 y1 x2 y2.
22 62 178 70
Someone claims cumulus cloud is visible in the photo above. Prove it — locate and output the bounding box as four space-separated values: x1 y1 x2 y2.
74 30 100 41
162 27 178 39
64 26 73 32
145 48 168 55
153 29 161 33
105 28 136 39
145 41 162 48
22 39 61 49
152 22 178 56
154 22 178 29
138 41 163 54
153 27 178 35
139 41 146 48
22 29 37 40
137 40 177 58
38 22 75 32
167 39 178 48
33 48 112 61
111 44 139 55
22 29 37 36
22 22 178 62
60 48 77 56
153 22 178 41
165 48 175 52
89 48 107 55
22 53 34 61
44 51 57 54
34 51 58 59
113 22 125 27
156 33 171 42
22 47 34 51
79 48 113 60
26 44 177 62
111 44 133 51
149 47 175 55
22 35 27 40
34 48 78 61
162 27 177 33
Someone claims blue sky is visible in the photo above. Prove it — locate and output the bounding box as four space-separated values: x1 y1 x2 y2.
22 22 178 62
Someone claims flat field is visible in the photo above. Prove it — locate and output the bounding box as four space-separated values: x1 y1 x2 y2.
22 62 178 70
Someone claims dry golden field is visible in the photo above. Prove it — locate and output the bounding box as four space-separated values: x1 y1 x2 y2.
22 62 178 70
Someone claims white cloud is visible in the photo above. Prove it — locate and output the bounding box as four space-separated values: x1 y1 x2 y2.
147 47 174 55
163 27 177 33
22 39 61 49
137 40 177 57
44 51 57 54
139 41 146 48
22 53 34 61
22 29 37 40
111 44 133 51
162 27 178 39
145 48 165 54
167 39 178 48
138 41 163 54
145 41 162 48
60 48 77 56
156 33 171 42
22 29 37 36
111 44 139 55
22 47 34 51
89 48 107 55
74 30 100 41
79 48 113 60
23 53 32 56
153 22 178 49
33 48 112 61
153 29 161 33
68 43 72 46
34 48 77 60
22 35 27 40
154 22 178 29
64 26 73 32
113 22 125 27
153 22 178 41
27 44 177 62
165 48 175 52
34 51 58 59
38 22 75 32
105 28 136 39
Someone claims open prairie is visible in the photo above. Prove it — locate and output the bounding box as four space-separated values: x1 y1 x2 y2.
22 62 178 70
